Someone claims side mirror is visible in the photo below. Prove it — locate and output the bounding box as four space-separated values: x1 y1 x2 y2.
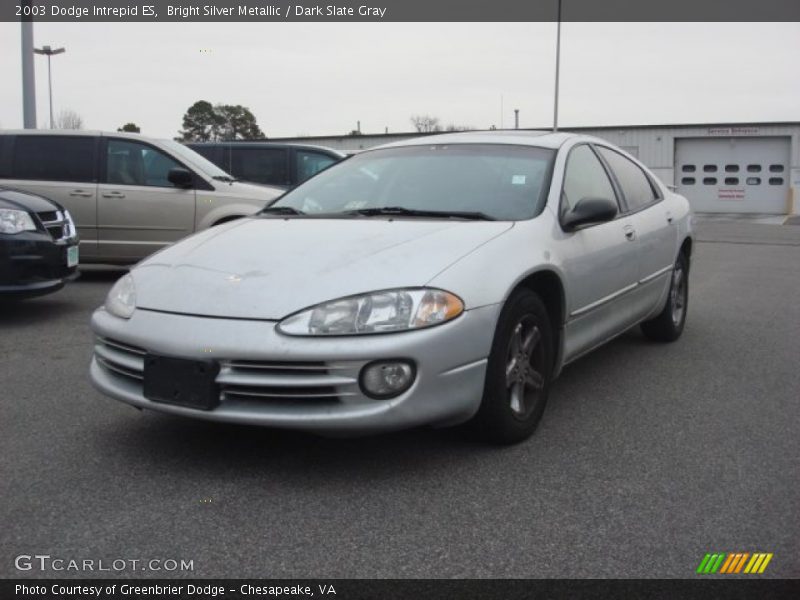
168 168 194 189
562 197 618 231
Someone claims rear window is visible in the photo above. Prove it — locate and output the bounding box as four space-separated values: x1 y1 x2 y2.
596 146 658 211
12 135 95 182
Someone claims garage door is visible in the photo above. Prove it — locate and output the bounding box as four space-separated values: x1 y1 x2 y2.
675 137 790 214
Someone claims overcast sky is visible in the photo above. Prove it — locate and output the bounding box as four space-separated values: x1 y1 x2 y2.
0 22 798 138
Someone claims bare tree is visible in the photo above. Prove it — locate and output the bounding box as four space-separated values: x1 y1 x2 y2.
54 109 84 130
445 123 473 132
410 115 442 133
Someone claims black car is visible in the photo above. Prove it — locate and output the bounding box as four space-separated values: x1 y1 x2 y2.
0 187 79 298
186 142 344 189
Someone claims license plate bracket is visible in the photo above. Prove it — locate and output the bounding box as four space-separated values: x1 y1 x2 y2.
143 354 220 410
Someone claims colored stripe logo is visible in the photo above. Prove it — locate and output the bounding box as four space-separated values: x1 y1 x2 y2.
696 552 773 574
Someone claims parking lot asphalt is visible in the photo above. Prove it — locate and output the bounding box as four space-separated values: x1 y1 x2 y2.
1 220 799 579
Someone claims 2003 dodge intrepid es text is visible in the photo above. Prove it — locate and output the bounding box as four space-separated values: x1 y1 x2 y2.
90 132 692 443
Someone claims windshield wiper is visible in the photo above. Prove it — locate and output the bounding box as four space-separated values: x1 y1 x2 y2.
342 206 496 221
259 206 306 216
212 175 238 183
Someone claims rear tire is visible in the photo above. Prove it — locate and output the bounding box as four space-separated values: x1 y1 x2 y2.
466 289 553 444
641 251 689 342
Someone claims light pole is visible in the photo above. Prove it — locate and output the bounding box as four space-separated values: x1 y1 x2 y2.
33 45 65 128
553 0 562 132
21 18 36 129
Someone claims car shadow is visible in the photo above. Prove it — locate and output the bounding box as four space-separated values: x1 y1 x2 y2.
0 295 79 327
76 265 128 282
94 327 666 482
98 410 490 484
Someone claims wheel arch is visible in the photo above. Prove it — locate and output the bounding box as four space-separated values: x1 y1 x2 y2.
508 269 566 376
212 215 245 227
680 236 693 258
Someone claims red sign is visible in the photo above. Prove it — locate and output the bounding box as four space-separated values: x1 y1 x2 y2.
718 188 745 200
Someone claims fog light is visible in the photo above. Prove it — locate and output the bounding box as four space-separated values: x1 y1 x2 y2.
360 360 415 399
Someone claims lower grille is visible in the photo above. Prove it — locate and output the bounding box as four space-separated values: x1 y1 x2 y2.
94 339 361 404
218 360 358 402
95 337 145 381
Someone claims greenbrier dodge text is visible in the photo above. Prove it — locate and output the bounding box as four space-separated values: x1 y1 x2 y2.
16 583 338 596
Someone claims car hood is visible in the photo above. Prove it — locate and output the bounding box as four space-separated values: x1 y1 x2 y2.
0 187 62 213
211 180 284 202
132 217 514 319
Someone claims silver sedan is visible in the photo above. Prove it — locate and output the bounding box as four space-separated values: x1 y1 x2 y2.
90 132 692 443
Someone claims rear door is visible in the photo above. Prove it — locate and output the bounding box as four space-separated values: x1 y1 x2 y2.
595 145 676 320
0 134 99 258
97 137 196 261
558 144 641 362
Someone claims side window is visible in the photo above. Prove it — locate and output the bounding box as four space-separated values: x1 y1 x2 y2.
230 147 287 185
13 136 95 182
560 145 618 216
189 144 224 168
106 139 183 187
296 150 337 183
596 147 657 211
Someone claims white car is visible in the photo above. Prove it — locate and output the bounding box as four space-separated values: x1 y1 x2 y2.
90 131 692 443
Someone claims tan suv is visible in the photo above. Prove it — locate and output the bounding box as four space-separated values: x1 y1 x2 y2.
0 130 283 263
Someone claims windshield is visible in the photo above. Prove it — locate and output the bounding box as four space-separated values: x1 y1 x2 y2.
160 139 234 180
271 144 555 221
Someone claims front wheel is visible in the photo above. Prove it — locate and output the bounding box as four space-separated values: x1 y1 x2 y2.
466 289 553 444
641 251 689 342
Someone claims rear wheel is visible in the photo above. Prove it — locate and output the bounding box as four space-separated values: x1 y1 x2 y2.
467 289 553 444
641 251 689 342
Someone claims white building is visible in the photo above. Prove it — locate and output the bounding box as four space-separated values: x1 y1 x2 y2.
275 122 800 215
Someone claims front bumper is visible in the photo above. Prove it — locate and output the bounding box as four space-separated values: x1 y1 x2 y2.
0 231 79 297
89 304 501 435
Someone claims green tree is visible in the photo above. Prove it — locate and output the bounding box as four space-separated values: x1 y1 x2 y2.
215 104 264 140
177 101 264 141
117 122 140 133
178 100 220 142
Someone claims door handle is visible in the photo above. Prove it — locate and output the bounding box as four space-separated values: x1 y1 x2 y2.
623 225 636 241
101 191 126 199
69 190 93 197
666 212 674 224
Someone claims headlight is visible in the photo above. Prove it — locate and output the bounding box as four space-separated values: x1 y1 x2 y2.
64 210 77 239
278 288 464 336
0 209 37 234
105 273 136 319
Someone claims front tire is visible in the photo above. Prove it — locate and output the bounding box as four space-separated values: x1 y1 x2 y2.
467 289 553 444
641 251 689 342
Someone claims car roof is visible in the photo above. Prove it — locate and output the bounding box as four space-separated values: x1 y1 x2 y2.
373 130 579 150
0 129 179 146
187 141 345 156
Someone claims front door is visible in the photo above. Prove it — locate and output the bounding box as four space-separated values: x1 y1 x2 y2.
558 144 641 362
